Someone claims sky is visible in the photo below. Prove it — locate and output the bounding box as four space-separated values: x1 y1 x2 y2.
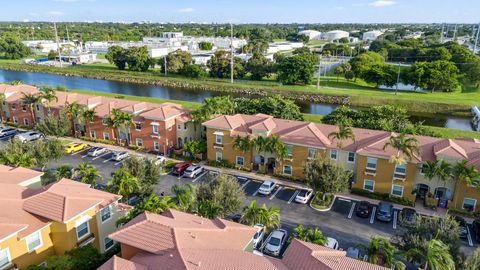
2 0 479 24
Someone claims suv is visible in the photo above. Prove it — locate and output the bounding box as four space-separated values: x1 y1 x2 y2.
325 237 339 250
264 229 287 256
472 219 480 243
258 181 276 195
15 131 44 142
172 162 193 176
355 201 371 218
183 165 204 178
252 224 265 249
376 202 394 222
0 127 17 138
112 151 129 161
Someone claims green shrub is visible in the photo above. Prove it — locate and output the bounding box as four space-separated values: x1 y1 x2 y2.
128 144 144 151
350 187 415 207
207 159 234 168
448 207 480 218
165 160 177 170
311 192 334 209
79 136 116 145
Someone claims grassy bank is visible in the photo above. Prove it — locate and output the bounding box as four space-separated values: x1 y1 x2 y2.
0 60 478 115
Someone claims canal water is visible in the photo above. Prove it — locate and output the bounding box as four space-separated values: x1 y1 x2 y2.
0 69 473 131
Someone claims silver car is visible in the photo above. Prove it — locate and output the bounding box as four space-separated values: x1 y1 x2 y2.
264 229 287 256
87 147 108 157
112 151 129 161
15 131 44 142
183 165 204 178
0 127 17 138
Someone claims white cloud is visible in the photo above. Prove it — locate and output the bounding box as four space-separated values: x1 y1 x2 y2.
47 11 65 16
177 7 195 13
369 0 396 7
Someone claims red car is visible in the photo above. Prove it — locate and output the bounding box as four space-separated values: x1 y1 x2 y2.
172 162 193 175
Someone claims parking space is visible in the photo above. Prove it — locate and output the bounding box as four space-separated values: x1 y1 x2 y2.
274 187 298 203
244 180 263 196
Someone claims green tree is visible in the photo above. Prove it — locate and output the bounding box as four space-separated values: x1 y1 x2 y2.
361 237 405 270
80 107 96 135
327 120 355 148
125 46 153 72
466 248 480 270
293 224 327 245
21 92 39 125
233 135 253 153
451 160 479 209
277 53 316 85
207 50 245 79
191 96 235 124
62 102 81 136
182 139 207 157
35 115 71 137
105 45 127 70
350 51 385 79
104 108 133 144
304 157 352 195
38 87 58 110
117 193 176 226
74 162 101 187
241 200 280 231
404 239 454 270
121 156 161 196
0 93 5 123
196 200 223 219
65 245 103 270
383 133 421 165
159 49 192 74
55 165 73 180
108 168 139 200
172 184 197 213
47 50 58 60
246 52 272 80
180 64 207 78
198 41 213 50
0 34 31 59
404 61 459 92
361 63 397 88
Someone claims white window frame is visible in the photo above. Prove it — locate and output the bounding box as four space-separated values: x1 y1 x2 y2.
330 149 338 160
22 104 27 112
366 157 377 170
391 185 404 197
104 237 115 251
76 220 90 241
90 130 96 138
215 152 222 162
154 141 160 151
215 134 223 145
136 138 143 147
103 132 110 140
23 118 30 126
100 206 111 223
177 124 181 130
12 116 18 124
134 123 141 131
184 123 188 130
283 165 292 176
308 148 317 159
236 156 245 166
394 164 407 175
35 104 40 111
363 180 375 192
347 152 356 163
420 163 428 175
11 103 16 110
102 118 108 126
462 198 477 211
285 145 293 158
26 231 43 253
0 248 11 269
152 125 159 134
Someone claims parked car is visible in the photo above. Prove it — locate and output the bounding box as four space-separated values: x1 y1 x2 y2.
172 162 193 175
183 165 204 178
355 201 371 218
87 147 108 157
454 216 468 239
399 208 418 227
376 202 394 222
155 155 166 165
472 219 480 243
264 229 287 256
64 142 88 154
346 247 360 259
258 180 276 195
252 224 265 249
112 151 129 161
325 237 339 250
0 127 17 138
15 131 44 142
295 189 313 204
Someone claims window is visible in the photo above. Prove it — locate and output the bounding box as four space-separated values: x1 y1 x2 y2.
26 231 42 252
90 130 96 138
36 104 40 111
177 124 181 130
330 149 338 160
76 221 89 240
102 118 108 125
152 125 159 134
215 152 222 162
23 118 30 126
348 152 356 163
104 237 114 251
391 185 404 197
215 134 223 145
136 138 143 147
184 123 188 130
100 206 111 222
135 123 141 131
236 156 245 166
308 148 317 159
0 248 11 268
395 164 406 175
462 198 477 211
103 132 110 140
13 116 18 124
420 163 428 174
366 157 377 169
286 145 293 158
22 104 27 112
47 108 52 115
363 180 375 192
283 165 292 175
154 141 160 151
11 103 16 110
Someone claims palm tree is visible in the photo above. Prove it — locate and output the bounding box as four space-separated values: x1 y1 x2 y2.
197 200 223 219
105 108 133 145
55 165 73 180
268 135 288 173
241 200 263 225
328 121 356 148
383 132 421 165
404 239 454 270
21 92 39 125
171 184 197 213
75 162 101 187
452 160 479 208
233 135 253 153
252 136 269 170
0 93 5 123
80 107 96 136
108 168 139 201
62 102 81 136
436 160 452 187
361 237 405 270
38 87 58 111
423 160 439 182
466 248 480 270
293 224 327 245
10 80 23 86
241 200 280 231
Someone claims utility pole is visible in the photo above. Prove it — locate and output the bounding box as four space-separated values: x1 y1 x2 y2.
316 55 322 89
440 23 445 43
230 23 234 84
395 62 401 95
54 22 62 68
474 23 480 55
164 55 167 76
453 24 457 40
66 25 70 42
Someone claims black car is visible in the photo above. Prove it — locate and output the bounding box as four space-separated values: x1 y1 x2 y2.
376 202 394 222
399 208 417 227
454 216 469 239
472 219 480 243
355 201 371 218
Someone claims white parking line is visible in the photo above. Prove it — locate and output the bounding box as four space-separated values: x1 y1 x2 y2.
93 152 111 161
252 187 261 197
270 187 282 200
241 180 251 190
114 160 126 166
393 211 398 230
71 147 90 156
192 171 208 183
103 157 113 163
338 197 352 203
288 190 300 204
348 202 356 219
370 207 377 224
467 226 474 247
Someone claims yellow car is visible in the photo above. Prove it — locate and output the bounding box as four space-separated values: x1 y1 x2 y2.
65 143 88 154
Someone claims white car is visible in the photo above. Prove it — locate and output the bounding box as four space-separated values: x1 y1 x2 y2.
183 165 204 178
155 155 166 165
252 224 265 249
264 229 287 256
112 151 129 161
325 237 339 250
87 147 108 157
15 131 44 142
0 127 17 138
295 189 313 204
258 180 276 195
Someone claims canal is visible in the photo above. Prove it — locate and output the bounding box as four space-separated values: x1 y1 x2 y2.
0 69 473 131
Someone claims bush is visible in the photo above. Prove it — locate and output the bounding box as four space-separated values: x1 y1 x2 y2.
165 160 177 170
311 192 334 209
448 208 480 218
128 144 144 151
207 159 234 168
180 64 208 78
350 187 415 207
79 136 116 145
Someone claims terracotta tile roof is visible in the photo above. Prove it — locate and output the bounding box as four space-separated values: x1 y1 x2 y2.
433 139 468 159
139 103 188 121
23 178 121 222
98 255 148 270
0 165 43 186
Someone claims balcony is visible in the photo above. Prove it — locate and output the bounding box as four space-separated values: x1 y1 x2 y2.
393 172 406 181
78 233 95 247
0 262 18 270
213 143 223 150
365 167 376 176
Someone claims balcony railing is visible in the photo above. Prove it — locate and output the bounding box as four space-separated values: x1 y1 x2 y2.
365 167 376 176
393 172 406 181
78 233 95 247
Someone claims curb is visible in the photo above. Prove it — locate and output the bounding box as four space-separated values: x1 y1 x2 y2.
309 194 336 212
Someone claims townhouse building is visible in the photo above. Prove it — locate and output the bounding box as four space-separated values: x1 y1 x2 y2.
203 113 480 211
0 165 129 269
0 84 200 154
97 209 387 270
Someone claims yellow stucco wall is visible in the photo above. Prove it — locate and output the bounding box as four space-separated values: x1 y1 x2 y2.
206 128 253 169
452 181 480 210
